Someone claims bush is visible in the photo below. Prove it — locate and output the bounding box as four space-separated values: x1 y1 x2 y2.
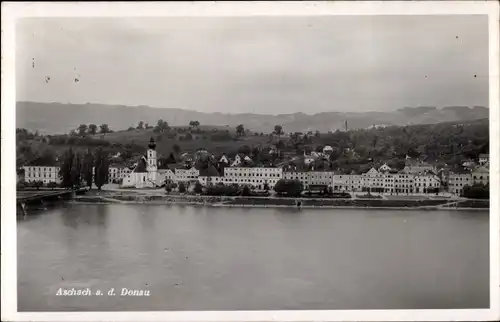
241 185 252 196
17 180 27 190
274 179 303 197
462 184 489 199
205 183 240 196
47 182 58 189
178 182 186 193
194 182 203 194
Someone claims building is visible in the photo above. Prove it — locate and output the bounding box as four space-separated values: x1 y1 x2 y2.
393 173 415 194
333 174 362 192
472 166 489 186
361 168 386 193
121 137 163 188
379 163 391 172
283 170 334 190
174 166 200 184
23 165 61 184
223 166 282 190
322 145 333 155
197 165 223 186
219 154 230 165
230 154 252 167
108 165 132 183
401 163 436 175
448 172 472 195
414 174 440 194
478 154 489 166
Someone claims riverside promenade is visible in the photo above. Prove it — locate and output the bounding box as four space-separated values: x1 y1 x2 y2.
74 188 489 210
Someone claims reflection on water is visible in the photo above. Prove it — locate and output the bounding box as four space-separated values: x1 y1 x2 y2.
17 204 489 311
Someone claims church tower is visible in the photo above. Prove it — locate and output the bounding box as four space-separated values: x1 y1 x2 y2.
147 137 158 184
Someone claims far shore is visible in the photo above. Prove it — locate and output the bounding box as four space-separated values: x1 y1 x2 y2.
73 191 489 211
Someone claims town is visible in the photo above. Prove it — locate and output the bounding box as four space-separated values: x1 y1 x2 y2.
17 120 490 200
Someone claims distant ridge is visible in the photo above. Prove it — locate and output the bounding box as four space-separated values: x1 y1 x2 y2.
16 101 489 135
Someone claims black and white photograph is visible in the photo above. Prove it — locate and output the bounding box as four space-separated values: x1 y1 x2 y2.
2 1 499 321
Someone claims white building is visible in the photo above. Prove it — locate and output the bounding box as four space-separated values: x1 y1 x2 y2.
322 145 333 154
448 172 472 195
121 137 163 188
159 168 176 183
219 154 230 165
197 165 224 186
393 173 415 194
108 165 132 183
283 170 334 190
472 166 489 186
414 174 440 194
379 163 391 172
361 168 386 193
174 166 200 184
223 166 282 190
23 165 61 184
478 154 489 166
333 174 363 192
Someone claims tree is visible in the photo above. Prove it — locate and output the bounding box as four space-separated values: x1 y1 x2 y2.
99 124 110 134
33 180 44 190
263 182 270 192
94 147 109 190
189 120 200 130
273 125 284 139
70 152 83 188
462 183 489 199
165 153 176 164
238 145 251 155
154 119 170 133
59 148 75 188
236 124 245 137
82 148 94 188
241 185 252 196
274 179 303 197
17 180 27 190
77 124 88 136
172 144 181 155
194 182 203 194
137 121 144 130
178 182 186 193
88 124 98 135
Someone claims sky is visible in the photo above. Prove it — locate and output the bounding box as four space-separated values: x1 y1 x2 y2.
16 15 489 115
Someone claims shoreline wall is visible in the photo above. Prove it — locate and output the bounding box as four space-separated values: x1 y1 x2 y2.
74 194 489 210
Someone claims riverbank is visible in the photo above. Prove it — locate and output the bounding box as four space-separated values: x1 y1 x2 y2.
73 192 489 210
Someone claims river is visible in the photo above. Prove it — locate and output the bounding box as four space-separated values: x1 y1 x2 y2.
17 203 489 311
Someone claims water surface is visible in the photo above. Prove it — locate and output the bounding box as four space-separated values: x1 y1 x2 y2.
17 203 489 311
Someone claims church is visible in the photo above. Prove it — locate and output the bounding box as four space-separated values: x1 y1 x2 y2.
121 137 164 188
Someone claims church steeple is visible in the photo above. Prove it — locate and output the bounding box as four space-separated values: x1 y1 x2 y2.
148 137 156 150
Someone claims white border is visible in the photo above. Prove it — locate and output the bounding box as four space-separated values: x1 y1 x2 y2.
1 1 499 321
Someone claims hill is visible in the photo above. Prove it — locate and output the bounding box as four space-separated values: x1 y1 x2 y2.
17 117 489 175
16 101 489 135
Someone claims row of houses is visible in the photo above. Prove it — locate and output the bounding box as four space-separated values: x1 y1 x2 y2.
20 138 490 196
